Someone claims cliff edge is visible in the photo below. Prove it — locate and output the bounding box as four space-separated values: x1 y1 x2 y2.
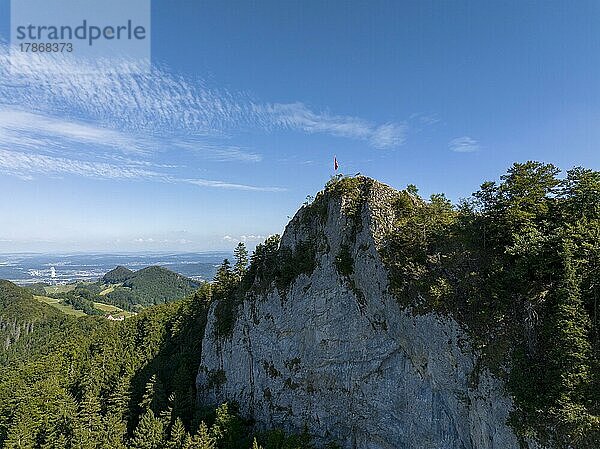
196 177 539 449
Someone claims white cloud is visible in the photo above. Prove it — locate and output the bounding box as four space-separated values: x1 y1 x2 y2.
0 108 153 155
449 136 480 153
0 41 415 197
265 102 407 149
240 234 267 242
133 238 155 243
369 123 408 149
409 112 441 126
223 234 267 243
0 43 409 151
132 237 193 245
0 106 264 165
173 140 262 163
0 148 160 180
0 148 284 191
185 178 284 192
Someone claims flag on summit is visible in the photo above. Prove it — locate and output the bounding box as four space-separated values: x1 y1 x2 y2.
334 156 339 171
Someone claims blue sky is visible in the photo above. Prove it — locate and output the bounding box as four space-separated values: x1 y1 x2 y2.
0 0 599 252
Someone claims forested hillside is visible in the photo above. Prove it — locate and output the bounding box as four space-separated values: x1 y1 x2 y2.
96 265 200 310
0 279 316 448
0 280 62 362
103 266 135 284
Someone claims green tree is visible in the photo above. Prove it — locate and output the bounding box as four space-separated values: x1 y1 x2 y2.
106 375 130 417
234 243 249 281
139 374 167 413
210 403 245 449
545 242 594 441
4 417 36 449
215 259 234 283
41 433 68 449
251 437 263 449
497 161 560 232
101 412 127 449
406 184 419 195
129 409 165 449
166 418 188 449
560 167 600 220
74 390 103 449
190 421 215 449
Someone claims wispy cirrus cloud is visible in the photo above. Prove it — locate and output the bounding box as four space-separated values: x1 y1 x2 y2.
132 237 193 245
0 105 265 165
172 140 262 163
0 148 160 180
0 108 154 155
0 148 284 191
449 136 480 153
185 178 283 192
0 43 409 150
265 102 407 149
0 42 412 191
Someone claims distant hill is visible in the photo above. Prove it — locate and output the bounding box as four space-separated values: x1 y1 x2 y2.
121 266 199 304
103 265 135 283
99 265 201 310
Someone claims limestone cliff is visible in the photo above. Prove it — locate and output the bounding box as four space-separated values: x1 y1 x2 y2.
196 177 537 449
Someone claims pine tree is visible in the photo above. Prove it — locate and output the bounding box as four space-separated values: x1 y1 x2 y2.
74 390 103 449
166 417 187 449
234 243 249 281
129 409 166 449
181 434 194 449
214 259 235 290
159 393 175 428
139 374 167 413
106 375 130 417
101 411 127 449
545 242 594 440
4 417 36 449
190 421 215 449
210 403 243 449
140 375 158 411
40 433 68 449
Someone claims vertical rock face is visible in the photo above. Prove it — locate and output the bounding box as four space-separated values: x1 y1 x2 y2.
197 178 529 449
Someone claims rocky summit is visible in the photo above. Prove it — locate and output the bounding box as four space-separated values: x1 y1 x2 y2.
197 177 536 449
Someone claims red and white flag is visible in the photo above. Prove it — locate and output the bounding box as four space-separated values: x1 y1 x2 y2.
334 156 339 171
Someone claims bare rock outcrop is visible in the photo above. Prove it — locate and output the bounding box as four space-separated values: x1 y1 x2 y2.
197 178 533 449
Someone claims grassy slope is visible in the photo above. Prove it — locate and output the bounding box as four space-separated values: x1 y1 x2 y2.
98 284 119 296
93 301 135 318
34 295 87 317
43 284 76 295
33 294 135 319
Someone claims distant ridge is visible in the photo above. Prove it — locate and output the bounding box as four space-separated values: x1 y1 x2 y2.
103 266 135 284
